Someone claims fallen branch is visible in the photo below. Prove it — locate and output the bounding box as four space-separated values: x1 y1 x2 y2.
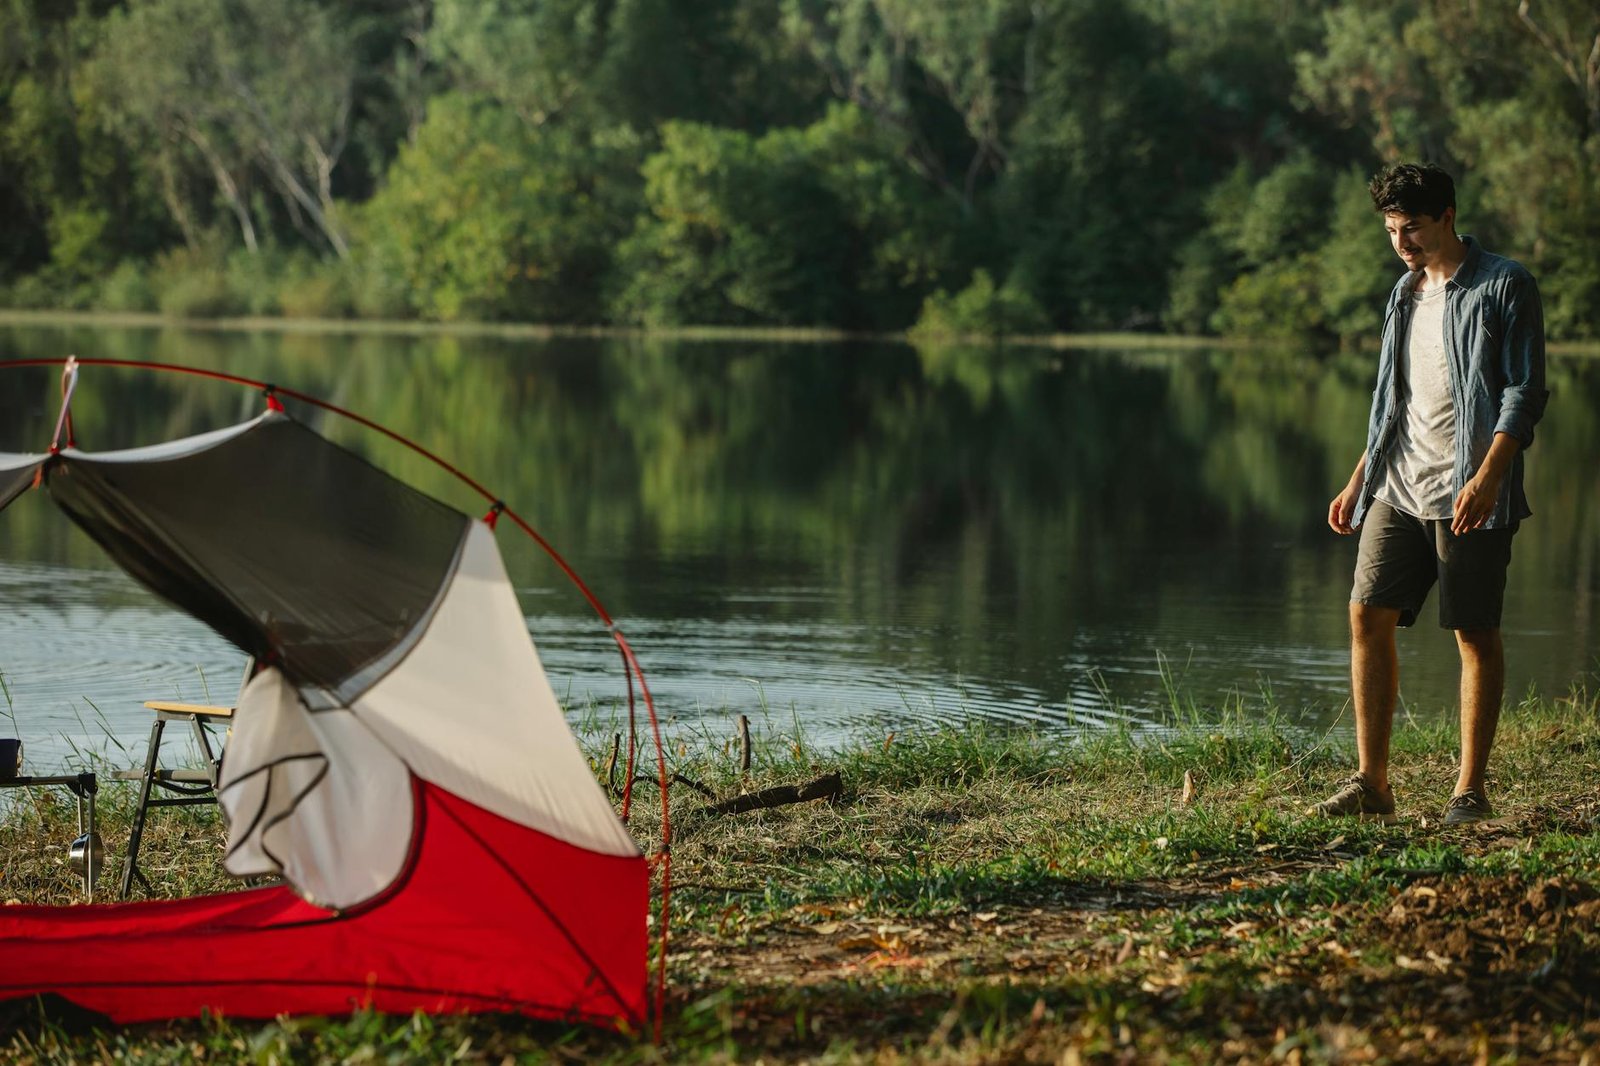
700 772 843 816
631 772 717 799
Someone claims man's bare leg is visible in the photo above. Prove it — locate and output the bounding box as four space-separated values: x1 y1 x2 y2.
1350 602 1402 797
1454 627 1504 796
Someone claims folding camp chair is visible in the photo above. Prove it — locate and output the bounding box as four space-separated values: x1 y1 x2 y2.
114 662 250 899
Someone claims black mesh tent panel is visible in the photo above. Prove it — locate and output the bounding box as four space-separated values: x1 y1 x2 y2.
43 414 471 706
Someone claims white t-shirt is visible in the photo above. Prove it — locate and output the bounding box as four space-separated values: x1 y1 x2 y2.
1377 282 1456 520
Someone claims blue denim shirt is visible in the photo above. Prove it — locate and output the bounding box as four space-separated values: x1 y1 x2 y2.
1353 236 1549 530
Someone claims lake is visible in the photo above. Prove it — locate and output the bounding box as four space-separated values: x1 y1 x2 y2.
2 320 1597 769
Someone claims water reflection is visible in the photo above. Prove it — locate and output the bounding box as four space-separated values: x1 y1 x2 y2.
1 323 1597 766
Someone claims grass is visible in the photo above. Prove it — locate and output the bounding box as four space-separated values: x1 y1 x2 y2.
4 682 1600 1062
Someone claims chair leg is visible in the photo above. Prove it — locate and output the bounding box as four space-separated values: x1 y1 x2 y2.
189 714 221 790
120 717 167 900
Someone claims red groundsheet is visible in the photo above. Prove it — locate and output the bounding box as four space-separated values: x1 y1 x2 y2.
0 780 647 1028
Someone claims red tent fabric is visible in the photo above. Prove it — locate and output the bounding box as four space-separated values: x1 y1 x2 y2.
0 781 647 1025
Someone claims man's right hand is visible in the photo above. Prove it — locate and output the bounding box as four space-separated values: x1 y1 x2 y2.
1328 483 1362 534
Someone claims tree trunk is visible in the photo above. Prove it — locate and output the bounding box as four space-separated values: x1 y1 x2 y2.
1517 0 1600 140
224 75 351 259
155 145 202 251
181 124 258 253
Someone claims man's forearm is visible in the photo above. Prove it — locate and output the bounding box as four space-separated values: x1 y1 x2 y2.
1476 432 1521 482
1346 454 1366 489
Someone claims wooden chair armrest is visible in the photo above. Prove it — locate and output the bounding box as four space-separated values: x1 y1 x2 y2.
142 701 234 719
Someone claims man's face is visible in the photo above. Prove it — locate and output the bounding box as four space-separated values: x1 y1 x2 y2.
1383 208 1455 270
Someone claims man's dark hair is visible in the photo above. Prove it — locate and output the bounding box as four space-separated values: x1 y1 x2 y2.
1369 163 1455 219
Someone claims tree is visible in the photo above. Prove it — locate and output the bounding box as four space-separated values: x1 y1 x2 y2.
1515 0 1600 142
781 0 1031 213
82 0 358 257
432 0 824 134
996 0 1193 330
430 0 607 128
611 120 851 326
611 104 948 328
1295 3 1452 164
358 93 639 322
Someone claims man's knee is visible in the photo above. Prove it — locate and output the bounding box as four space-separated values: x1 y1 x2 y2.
1350 602 1401 642
1455 627 1503 661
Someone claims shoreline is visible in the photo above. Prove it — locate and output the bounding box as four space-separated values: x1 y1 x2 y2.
5 307 1600 357
0 307 1301 353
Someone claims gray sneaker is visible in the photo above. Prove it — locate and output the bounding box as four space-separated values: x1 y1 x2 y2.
1308 773 1396 824
1443 789 1493 826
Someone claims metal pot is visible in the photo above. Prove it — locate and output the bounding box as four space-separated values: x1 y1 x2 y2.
69 831 104 885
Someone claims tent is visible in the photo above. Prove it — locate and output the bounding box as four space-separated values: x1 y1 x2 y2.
0 367 664 1031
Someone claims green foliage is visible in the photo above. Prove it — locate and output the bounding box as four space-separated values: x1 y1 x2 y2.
358 93 637 322
1317 167 1397 337
1211 253 1324 338
995 0 1194 330
97 260 157 313
0 0 1595 332
275 259 354 320
1204 155 1392 342
611 120 823 327
910 269 1049 342
613 105 945 328
152 245 247 319
1225 152 1331 266
81 0 360 257
435 0 824 133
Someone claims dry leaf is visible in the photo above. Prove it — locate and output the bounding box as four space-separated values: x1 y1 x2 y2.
1181 770 1197 805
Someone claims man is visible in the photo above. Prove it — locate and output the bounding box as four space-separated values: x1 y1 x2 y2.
1318 162 1548 826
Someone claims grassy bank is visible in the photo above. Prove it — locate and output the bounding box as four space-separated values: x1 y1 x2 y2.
5 688 1600 1063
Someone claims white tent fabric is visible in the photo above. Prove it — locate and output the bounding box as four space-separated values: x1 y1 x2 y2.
59 417 265 464
219 520 637 909
220 668 414 908
353 522 637 858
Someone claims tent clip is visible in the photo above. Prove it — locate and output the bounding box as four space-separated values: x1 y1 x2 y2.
262 384 286 414
482 501 506 529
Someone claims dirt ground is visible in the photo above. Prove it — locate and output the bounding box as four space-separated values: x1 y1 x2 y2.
667 864 1600 1062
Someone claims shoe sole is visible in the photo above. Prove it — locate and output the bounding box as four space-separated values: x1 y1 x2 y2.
1306 808 1397 825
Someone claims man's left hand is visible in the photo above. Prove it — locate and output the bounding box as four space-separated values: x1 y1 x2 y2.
1452 472 1502 535
1452 432 1522 535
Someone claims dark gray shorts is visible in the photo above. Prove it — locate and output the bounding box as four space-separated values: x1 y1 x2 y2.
1351 499 1516 630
